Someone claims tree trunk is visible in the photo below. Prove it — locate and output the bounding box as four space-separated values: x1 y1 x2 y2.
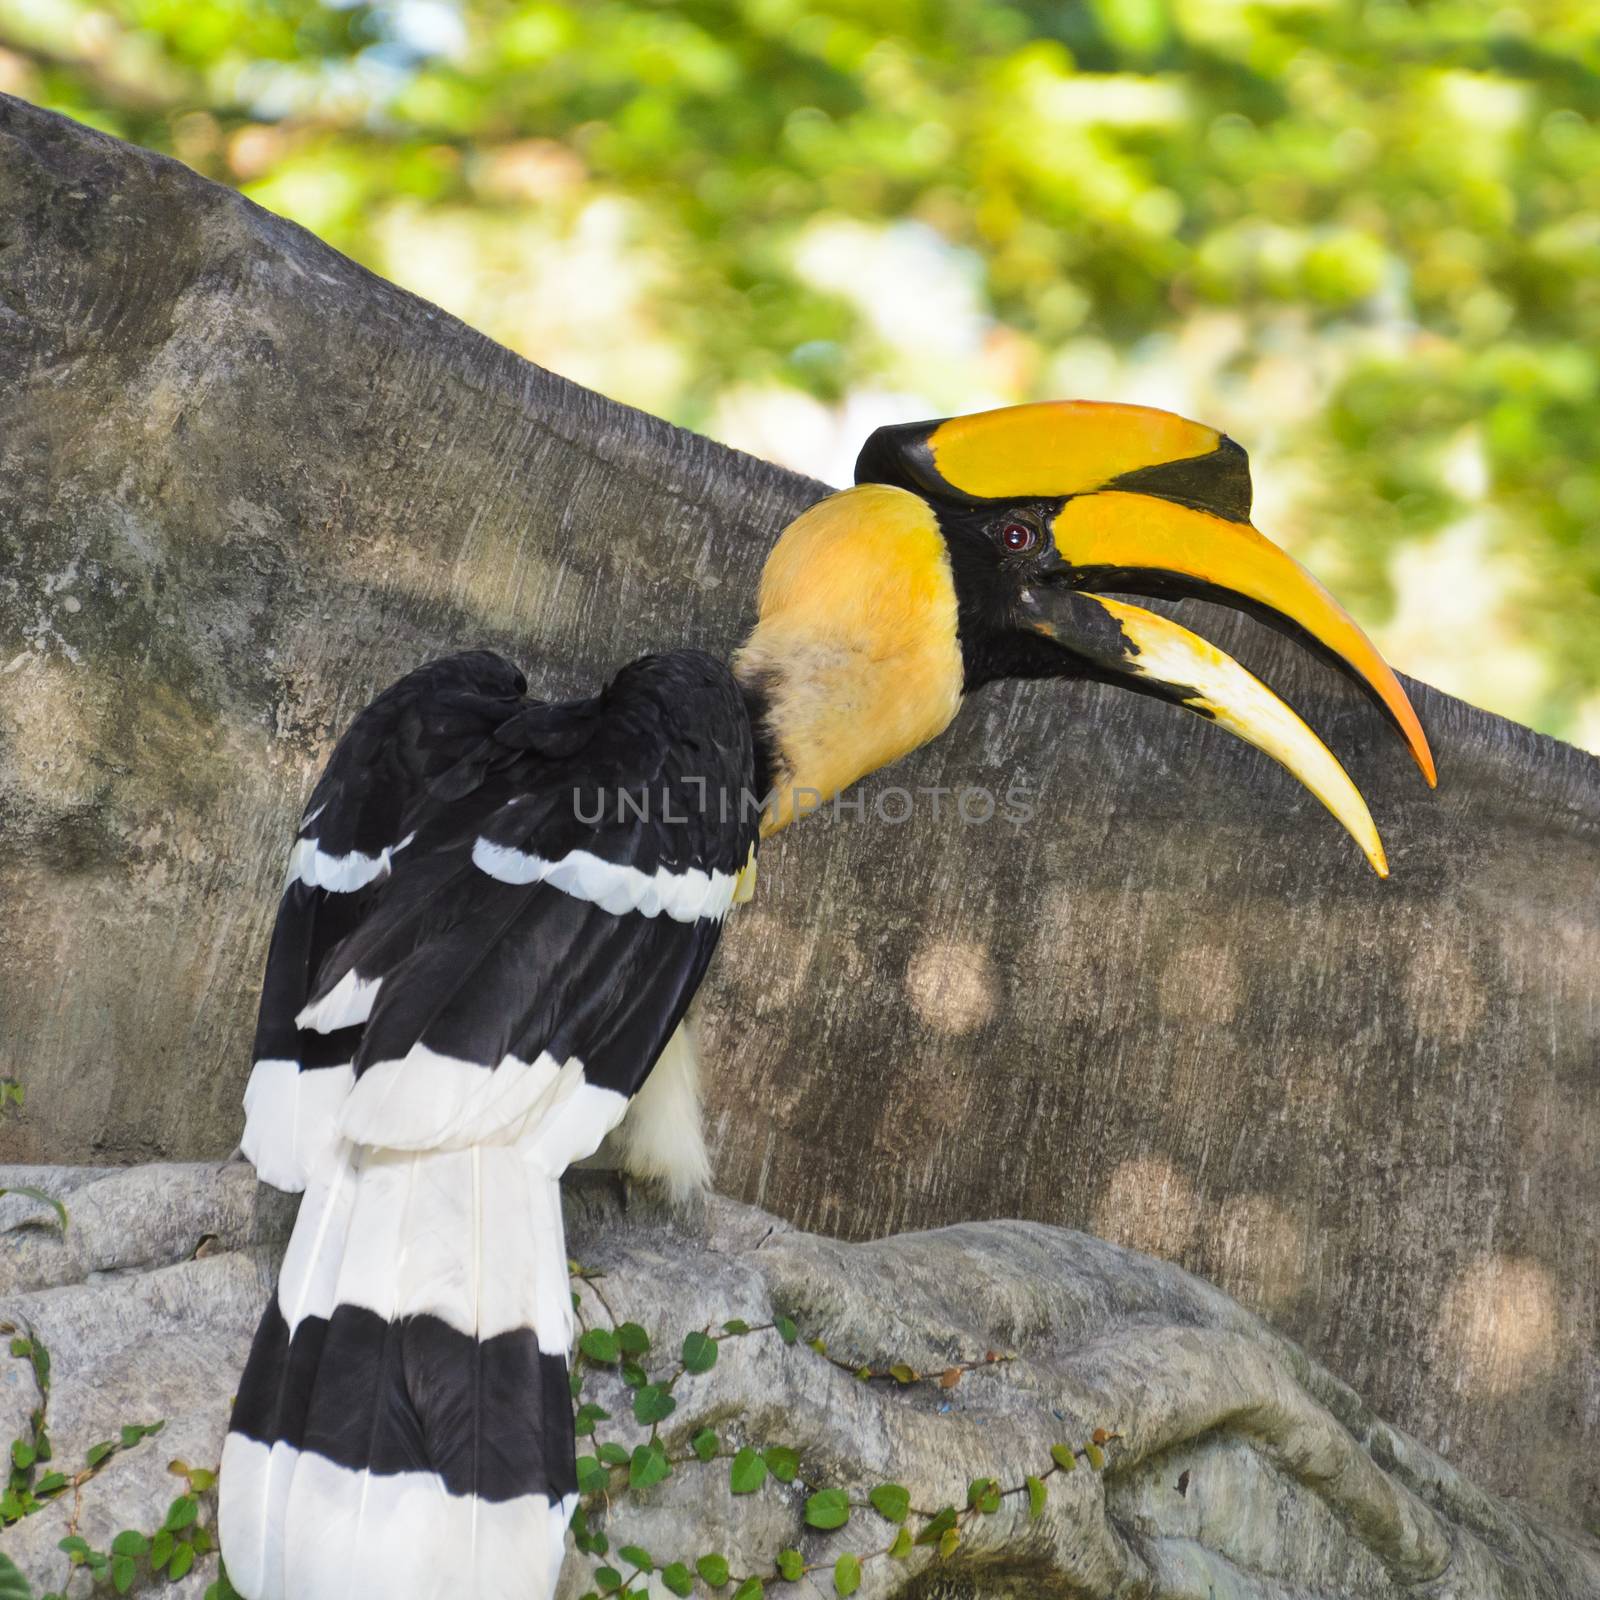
2 94 1597 1530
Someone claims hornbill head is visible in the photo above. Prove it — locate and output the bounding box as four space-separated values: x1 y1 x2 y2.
738 400 1433 871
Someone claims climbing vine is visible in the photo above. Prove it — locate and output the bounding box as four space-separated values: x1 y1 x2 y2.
51 1455 233 1600
0 1324 164 1532
565 1258 1119 1598
0 1328 236 1600
0 1248 1115 1598
0 1078 66 1236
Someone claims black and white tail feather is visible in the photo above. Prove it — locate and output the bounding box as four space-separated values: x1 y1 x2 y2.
221 650 758 1600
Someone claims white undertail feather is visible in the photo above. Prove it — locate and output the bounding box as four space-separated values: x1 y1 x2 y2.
240 1061 355 1194
587 1021 711 1200
222 1450 571 1600
336 1046 634 1156
221 1143 362 1599
220 1137 578 1600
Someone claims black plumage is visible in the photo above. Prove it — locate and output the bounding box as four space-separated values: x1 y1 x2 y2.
221 647 758 1600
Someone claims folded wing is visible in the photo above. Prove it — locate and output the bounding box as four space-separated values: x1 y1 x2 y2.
223 646 757 1600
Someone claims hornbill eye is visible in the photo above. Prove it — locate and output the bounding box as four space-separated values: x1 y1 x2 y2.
998 519 1038 554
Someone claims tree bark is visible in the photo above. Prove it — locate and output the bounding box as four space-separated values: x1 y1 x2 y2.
2 94 1597 1530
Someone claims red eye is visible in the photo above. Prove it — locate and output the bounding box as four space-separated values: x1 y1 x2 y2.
999 520 1038 553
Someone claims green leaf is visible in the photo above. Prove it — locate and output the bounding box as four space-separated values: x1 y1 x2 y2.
888 1363 916 1384
732 1580 763 1600
774 1316 798 1346
869 1482 909 1523
968 1477 1000 1513
568 1507 599 1556
618 1544 653 1573
7 1339 28 1360
150 1529 174 1570
629 1442 670 1490
192 1525 215 1554
57 1537 89 1559
938 1526 960 1559
597 1442 630 1468
110 1531 149 1558
574 1402 610 1437
164 1494 199 1532
833 1554 861 1596
775 1549 803 1581
695 1553 730 1587
85 1441 115 1469
1085 1442 1106 1471
620 1360 649 1390
661 1563 694 1597
111 1556 135 1595
804 1488 850 1530
1026 1473 1047 1519
729 1447 767 1495
632 1384 676 1426
0 1553 32 1600
721 1319 750 1336
33 1473 66 1497
1050 1444 1077 1472
188 1466 215 1492
681 1331 718 1373
578 1328 618 1364
888 1528 912 1559
575 1454 608 1495
595 1566 622 1593
690 1426 720 1462
616 1322 651 1356
762 1445 799 1483
11 1440 34 1470
0 1188 67 1233
914 1506 957 1546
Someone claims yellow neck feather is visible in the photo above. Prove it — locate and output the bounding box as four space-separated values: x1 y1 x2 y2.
734 484 965 835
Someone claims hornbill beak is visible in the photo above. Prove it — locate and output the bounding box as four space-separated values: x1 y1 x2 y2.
856 400 1436 878
1014 584 1391 876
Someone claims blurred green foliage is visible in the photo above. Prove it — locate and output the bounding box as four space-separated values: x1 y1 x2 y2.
4 0 1599 745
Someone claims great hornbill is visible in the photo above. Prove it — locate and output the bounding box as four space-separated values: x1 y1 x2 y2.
218 401 1432 1600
